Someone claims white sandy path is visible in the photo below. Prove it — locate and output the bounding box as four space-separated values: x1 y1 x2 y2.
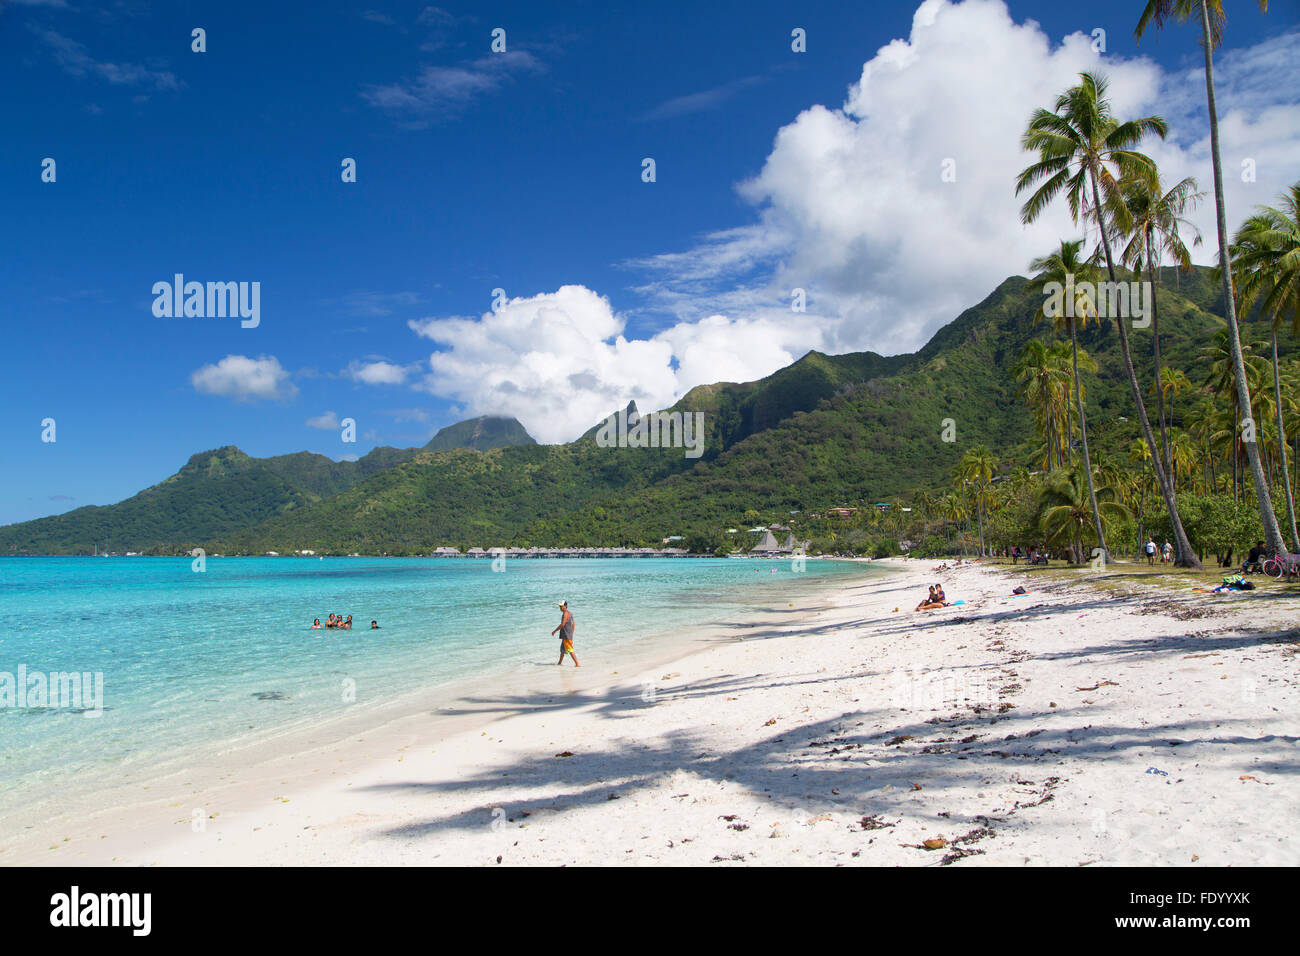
18 560 1299 866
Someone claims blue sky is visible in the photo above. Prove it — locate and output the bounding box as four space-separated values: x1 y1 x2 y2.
2 0 1297 524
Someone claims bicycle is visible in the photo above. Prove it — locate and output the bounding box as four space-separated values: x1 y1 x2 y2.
1261 552 1300 580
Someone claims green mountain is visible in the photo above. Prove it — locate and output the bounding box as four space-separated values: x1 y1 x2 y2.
423 415 537 452
3 267 1286 555
0 417 534 554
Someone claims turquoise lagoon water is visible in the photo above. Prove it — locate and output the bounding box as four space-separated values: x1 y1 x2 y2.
0 556 878 818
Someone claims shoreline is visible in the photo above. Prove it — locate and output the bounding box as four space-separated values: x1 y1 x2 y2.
1 561 881 864
7 557 1297 866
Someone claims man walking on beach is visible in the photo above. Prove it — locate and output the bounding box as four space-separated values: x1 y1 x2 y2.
552 600 579 667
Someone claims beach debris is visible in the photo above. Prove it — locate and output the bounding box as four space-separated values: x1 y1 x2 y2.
727 822 750 831
252 691 289 700
920 838 949 850
718 814 740 822
857 815 897 831
711 853 746 862
911 783 924 791
1076 681 1118 691
554 751 575 758
1145 767 1169 776
1238 775 1272 785
886 735 913 746
763 718 777 726
661 672 679 680
940 846 986 865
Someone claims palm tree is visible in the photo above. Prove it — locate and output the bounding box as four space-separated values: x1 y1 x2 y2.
1203 328 1268 501
1037 464 1130 564
1128 437 1154 555
1012 337 1085 470
1153 367 1192 451
1119 171 1203 471
1135 0 1285 558
1025 239 1110 551
957 445 997 556
1230 181 1300 550
1186 395 1223 493
940 493 967 554
1016 71 1200 567
1169 429 1199 495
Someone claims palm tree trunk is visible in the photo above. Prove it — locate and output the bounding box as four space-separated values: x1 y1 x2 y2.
1087 168 1201 568
1147 243 1172 473
1272 328 1300 551
1069 320 1108 557
1291 432 1299 521
1233 394 1240 502
1199 0 1287 557
1137 462 1147 560
1063 381 1074 468
1205 435 1215 492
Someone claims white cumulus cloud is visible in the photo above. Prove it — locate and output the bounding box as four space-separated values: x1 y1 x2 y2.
346 359 411 386
633 0 1300 355
394 0 1299 443
191 355 297 403
306 411 341 430
409 286 812 443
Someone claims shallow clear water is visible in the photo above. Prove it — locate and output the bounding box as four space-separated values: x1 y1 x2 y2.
0 556 876 814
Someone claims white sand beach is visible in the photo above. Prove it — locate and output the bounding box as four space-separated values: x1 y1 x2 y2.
11 559 1298 867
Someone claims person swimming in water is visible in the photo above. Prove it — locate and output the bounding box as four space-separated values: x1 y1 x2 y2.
343 615 353 630
311 618 322 629
325 614 336 629
370 620 380 629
